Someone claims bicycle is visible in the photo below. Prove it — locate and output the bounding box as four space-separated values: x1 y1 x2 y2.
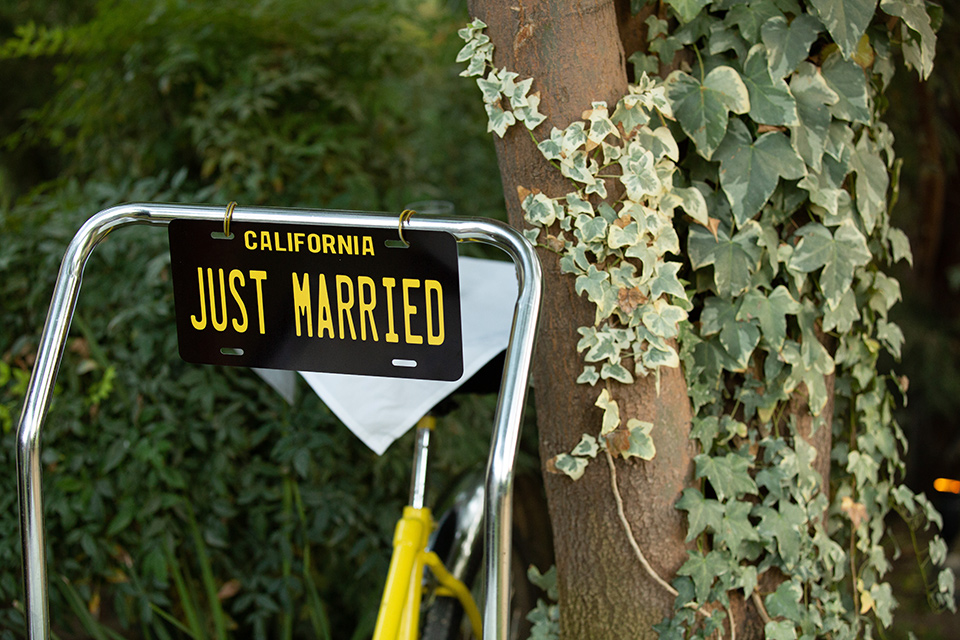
16 203 543 640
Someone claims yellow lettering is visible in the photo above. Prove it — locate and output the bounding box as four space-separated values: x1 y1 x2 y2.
425 280 444 346
336 275 357 340
208 268 228 332
249 270 267 334
338 235 352 255
317 275 334 338
322 234 334 254
260 231 273 251
362 236 375 256
244 230 257 250
229 270 248 332
383 277 399 343
357 276 378 341
402 278 423 345
307 233 321 253
275 232 287 252
191 267 207 330
352 236 358 254
292 273 313 337
294 232 305 252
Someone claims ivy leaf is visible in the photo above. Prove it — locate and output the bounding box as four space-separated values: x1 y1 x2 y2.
484 103 516 137
714 119 806 226
522 192 563 227
595 388 621 435
620 147 662 200
765 579 805 620
676 488 724 542
765 620 798 640
601 361 634 384
701 296 760 371
761 14 822 79
821 53 871 124
716 499 761 556
576 264 610 303
571 434 599 458
740 44 800 126
577 365 600 385
822 287 860 333
622 419 656 460
788 221 871 308
537 127 564 161
850 136 889 235
869 582 896 628
808 0 878 59
667 66 750 160
650 261 688 301
641 343 680 370
642 298 688 339
876 318 904 358
612 99 651 136
737 285 801 351
724 0 783 42
677 550 728 602
633 126 680 162
664 0 710 23
694 452 759 501
754 501 806 568
789 62 839 172
551 453 588 481
661 184 709 226
881 0 936 80
887 227 913 266
688 220 764 297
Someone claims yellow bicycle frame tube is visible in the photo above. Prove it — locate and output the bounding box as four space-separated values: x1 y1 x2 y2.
372 506 482 640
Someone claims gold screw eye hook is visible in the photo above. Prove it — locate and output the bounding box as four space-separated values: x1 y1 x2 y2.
398 209 416 247
223 201 237 238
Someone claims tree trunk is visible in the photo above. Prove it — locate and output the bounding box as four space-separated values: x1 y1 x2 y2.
467 1 695 637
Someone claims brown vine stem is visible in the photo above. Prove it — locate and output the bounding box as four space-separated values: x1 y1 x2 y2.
752 589 772 625
603 449 729 636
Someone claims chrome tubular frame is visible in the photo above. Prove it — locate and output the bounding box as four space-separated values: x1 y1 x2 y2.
15 203 542 640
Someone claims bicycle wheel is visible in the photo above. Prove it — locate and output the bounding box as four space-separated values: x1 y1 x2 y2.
420 475 547 640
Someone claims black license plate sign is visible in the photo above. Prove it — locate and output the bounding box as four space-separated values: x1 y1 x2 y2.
168 219 463 380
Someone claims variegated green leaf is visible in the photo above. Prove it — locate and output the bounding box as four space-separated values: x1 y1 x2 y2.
808 0 878 59
595 388 621 435
880 0 935 78
552 453 589 480
761 14 822 79
821 52 871 124
737 286 801 351
741 44 799 126
789 62 839 172
788 221 871 308
667 66 750 159
622 419 656 460
642 298 688 339
688 220 764 297
677 488 724 542
724 0 783 43
665 0 710 23
571 433 599 458
714 119 806 227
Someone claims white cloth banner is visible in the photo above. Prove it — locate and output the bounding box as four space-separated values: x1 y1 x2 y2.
280 256 519 454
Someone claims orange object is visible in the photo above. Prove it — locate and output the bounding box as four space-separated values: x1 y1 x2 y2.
933 478 960 494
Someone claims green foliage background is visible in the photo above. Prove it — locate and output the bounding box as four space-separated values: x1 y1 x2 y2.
0 0 510 636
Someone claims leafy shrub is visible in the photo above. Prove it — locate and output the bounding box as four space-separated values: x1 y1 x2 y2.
0 0 510 636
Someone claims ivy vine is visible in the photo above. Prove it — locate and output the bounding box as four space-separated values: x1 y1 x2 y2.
460 0 954 638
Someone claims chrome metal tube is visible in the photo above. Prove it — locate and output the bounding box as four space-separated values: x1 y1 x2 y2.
16 203 541 640
409 425 431 510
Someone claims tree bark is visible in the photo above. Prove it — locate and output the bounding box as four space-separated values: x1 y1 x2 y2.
466 1 695 637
